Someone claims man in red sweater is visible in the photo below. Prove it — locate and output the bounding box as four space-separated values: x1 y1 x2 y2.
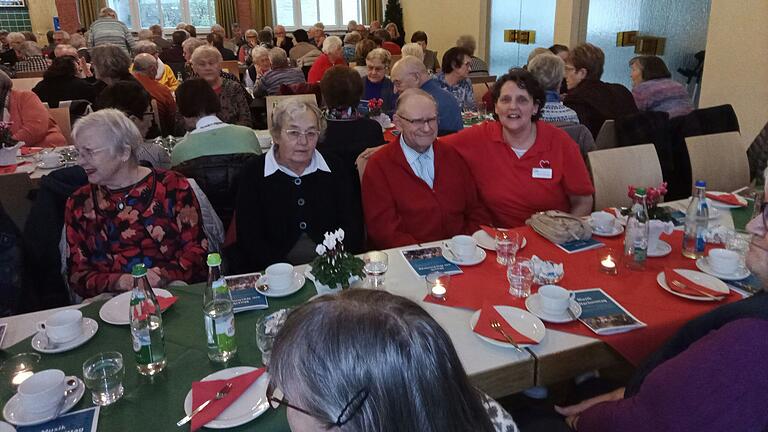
362 89 489 249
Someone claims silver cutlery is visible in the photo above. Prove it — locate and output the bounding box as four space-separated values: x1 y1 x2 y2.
176 382 233 426
669 279 720 300
489 320 525 353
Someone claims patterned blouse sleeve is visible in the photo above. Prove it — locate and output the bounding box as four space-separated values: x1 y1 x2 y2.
230 82 254 128
163 174 209 282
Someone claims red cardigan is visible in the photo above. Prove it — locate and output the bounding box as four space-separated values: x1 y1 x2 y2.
362 138 490 249
9 90 66 148
307 53 345 83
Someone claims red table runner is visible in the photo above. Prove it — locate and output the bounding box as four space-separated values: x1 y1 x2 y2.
424 227 739 365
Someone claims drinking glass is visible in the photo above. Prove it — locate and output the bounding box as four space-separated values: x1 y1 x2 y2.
363 251 389 289
0 353 41 390
256 309 290 366
507 258 533 298
725 230 751 271
496 231 520 266
82 351 125 406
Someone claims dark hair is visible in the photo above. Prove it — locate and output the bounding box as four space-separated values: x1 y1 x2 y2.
258 30 273 45
441 46 471 74
46 30 54 44
175 78 221 118
370 35 383 47
629 55 671 81
184 24 197 37
411 30 428 44
570 43 604 80
43 55 78 80
22 31 36 42
206 32 225 49
491 69 545 121
320 65 363 109
270 290 497 432
171 30 187 46
373 29 390 42
293 28 309 43
354 39 376 63
548 44 569 55
94 80 150 118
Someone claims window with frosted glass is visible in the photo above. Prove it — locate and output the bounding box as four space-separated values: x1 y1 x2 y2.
138 0 161 27
189 0 215 27
273 0 361 28
108 0 133 28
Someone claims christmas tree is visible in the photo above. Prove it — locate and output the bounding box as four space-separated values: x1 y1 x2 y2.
384 0 404 36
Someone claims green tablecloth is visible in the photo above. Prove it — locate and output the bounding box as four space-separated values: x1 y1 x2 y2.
1 282 320 431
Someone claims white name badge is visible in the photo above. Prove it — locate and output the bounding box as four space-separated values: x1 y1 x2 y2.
532 168 553 179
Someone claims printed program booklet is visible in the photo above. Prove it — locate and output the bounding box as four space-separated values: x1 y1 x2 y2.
401 246 463 277
225 272 269 313
556 238 605 254
18 406 99 432
573 288 646 335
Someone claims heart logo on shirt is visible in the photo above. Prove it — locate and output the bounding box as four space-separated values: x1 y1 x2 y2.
539 160 551 169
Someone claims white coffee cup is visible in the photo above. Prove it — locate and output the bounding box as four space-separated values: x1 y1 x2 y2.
265 263 294 291
538 285 573 316
36 310 83 344
40 152 62 167
590 211 615 233
17 369 77 418
449 235 477 259
708 248 740 275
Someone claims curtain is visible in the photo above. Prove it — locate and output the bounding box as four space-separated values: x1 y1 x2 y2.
363 0 383 24
215 0 238 37
78 0 106 29
249 0 273 30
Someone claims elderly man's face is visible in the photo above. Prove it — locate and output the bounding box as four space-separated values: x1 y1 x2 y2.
53 34 67 45
395 95 438 153
9 39 21 52
255 54 271 73
366 58 387 83
746 188 768 285
275 26 286 39
391 67 420 94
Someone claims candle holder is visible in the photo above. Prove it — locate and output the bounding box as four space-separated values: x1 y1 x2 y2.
0 352 41 390
599 248 618 275
426 272 451 301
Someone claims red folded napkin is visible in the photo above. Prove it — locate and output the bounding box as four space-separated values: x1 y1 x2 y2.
158 295 178 311
20 146 43 156
0 161 30 174
664 268 728 299
191 368 266 431
480 225 509 238
473 302 536 345
705 192 746 207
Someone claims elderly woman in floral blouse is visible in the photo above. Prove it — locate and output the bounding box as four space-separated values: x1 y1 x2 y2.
190 45 253 127
64 109 208 299
436 46 476 111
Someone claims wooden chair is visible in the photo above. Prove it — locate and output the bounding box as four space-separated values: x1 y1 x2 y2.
48 107 71 145
390 54 402 64
0 172 35 230
686 131 749 192
469 75 497 86
588 144 663 210
11 77 43 92
594 120 617 150
265 94 318 130
15 70 45 79
220 60 241 77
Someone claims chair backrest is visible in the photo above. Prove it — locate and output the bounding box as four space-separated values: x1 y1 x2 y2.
15 70 45 79
685 132 749 192
588 144 663 210
469 75 497 85
390 54 402 64
0 172 34 230
48 107 72 145
559 123 596 160
220 60 240 77
594 120 617 150
265 94 319 130
472 82 489 110
150 99 161 131
11 77 42 92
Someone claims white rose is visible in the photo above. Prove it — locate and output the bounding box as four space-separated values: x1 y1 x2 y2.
323 237 336 250
336 228 345 241
315 244 327 255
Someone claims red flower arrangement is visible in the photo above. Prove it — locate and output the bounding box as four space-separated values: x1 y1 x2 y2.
367 98 383 116
628 182 668 207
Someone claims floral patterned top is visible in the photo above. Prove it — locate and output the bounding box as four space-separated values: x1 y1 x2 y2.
216 77 254 128
436 71 477 111
65 169 209 298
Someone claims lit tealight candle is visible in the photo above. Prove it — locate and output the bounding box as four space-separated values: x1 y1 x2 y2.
601 257 615 269
11 370 33 386
599 249 618 275
431 283 446 299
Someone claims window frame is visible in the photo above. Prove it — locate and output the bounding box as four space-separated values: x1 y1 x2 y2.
107 0 215 32
272 0 362 31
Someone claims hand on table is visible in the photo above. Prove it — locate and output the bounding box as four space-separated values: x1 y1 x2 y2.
555 387 625 430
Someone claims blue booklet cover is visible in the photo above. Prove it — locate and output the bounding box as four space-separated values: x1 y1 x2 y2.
573 288 646 335
225 272 269 313
557 238 605 254
726 273 763 295
400 246 463 277
18 407 99 432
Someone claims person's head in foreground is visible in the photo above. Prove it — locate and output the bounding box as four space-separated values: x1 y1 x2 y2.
394 88 438 153
564 43 604 90
745 170 768 286
491 69 544 129
269 289 499 432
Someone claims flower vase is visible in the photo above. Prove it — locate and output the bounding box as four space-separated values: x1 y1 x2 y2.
305 267 362 296
0 141 23 166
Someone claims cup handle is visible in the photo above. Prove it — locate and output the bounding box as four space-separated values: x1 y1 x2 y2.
36 321 46 333
64 376 79 392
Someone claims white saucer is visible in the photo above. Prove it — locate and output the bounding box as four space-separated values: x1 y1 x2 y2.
99 288 172 325
3 377 84 426
471 229 527 251
258 271 305 298
706 192 748 209
469 306 546 348
656 269 730 301
525 294 582 323
590 223 624 237
647 240 672 257
0 421 14 432
695 257 750 281
443 246 486 266
31 318 98 354
36 161 64 170
183 367 269 429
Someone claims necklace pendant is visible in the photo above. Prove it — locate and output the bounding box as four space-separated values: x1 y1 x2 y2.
117 201 125 211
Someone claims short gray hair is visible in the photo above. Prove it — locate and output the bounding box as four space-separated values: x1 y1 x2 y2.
366 47 391 66
322 35 342 55
54 44 77 58
137 29 152 41
91 44 131 80
133 40 159 55
191 45 222 64
270 98 326 143
182 37 206 57
250 45 270 63
19 41 41 57
72 109 142 164
133 53 157 74
7 32 24 43
210 24 225 35
343 31 361 45
69 34 86 49
527 52 564 91
456 34 477 55
99 7 117 18
269 47 289 68
400 43 423 61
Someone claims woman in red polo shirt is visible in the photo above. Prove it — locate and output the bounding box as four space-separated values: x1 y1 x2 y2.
442 69 594 228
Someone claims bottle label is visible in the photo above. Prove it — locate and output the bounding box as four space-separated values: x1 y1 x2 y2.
132 327 152 364
633 247 647 262
212 278 229 296
206 314 237 352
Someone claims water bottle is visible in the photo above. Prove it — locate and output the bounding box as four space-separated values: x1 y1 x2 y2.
130 264 167 375
203 253 237 362
682 180 709 259
623 188 650 271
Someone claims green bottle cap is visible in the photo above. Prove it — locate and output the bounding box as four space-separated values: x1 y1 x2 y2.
207 253 222 267
635 187 646 196
131 263 147 277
